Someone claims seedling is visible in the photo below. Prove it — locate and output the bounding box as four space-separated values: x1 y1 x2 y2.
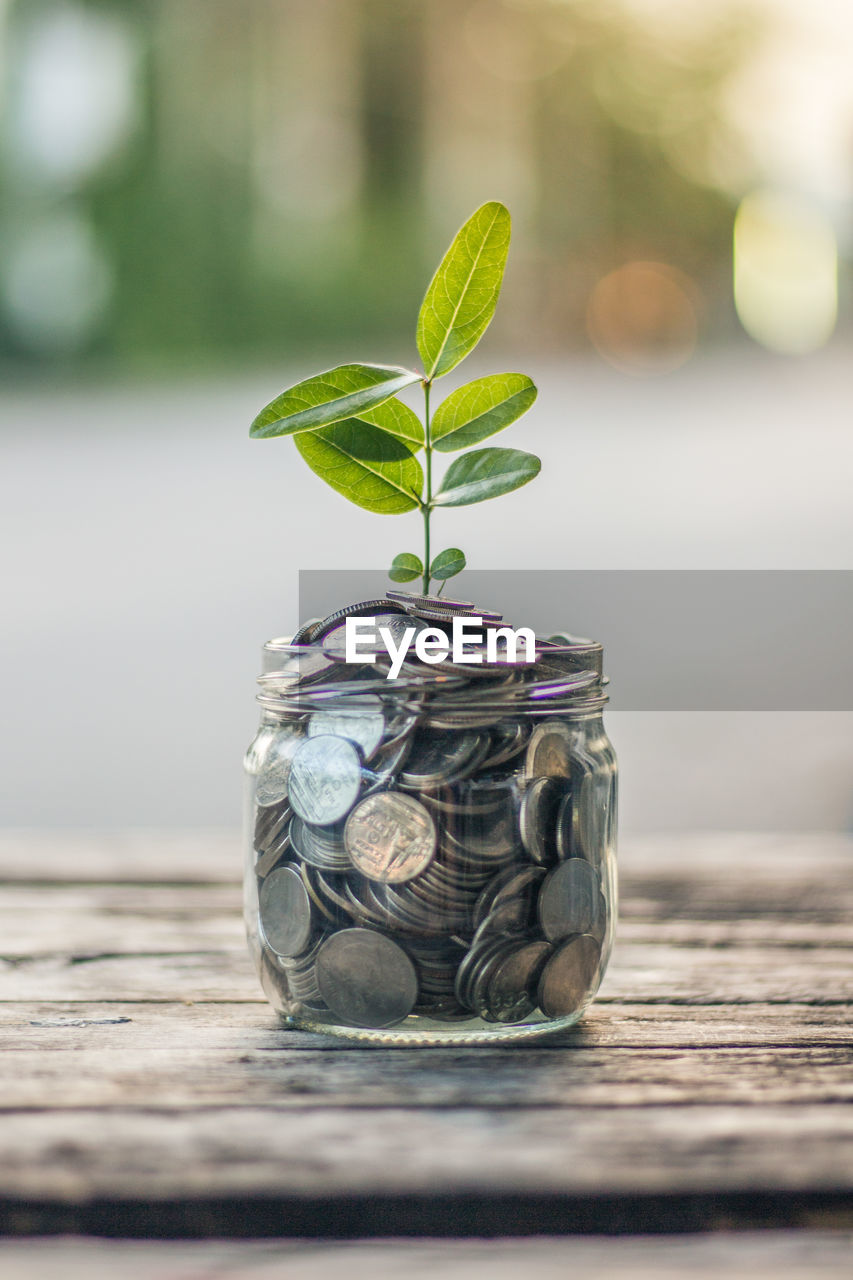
250 202 540 595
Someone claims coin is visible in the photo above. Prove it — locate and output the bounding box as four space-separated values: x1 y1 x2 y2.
524 719 572 779
536 933 601 1017
258 865 314 958
308 697 386 761
519 775 567 865
254 799 292 854
314 928 418 1028
480 939 552 1023
387 590 475 611
255 727 303 807
571 758 612 864
289 814 351 872
287 735 363 826
255 833 290 880
538 858 605 942
554 786 574 861
400 728 488 790
480 720 530 769
344 792 436 883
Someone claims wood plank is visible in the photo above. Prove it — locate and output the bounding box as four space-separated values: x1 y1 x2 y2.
0 884 245 955
3 882 853 956
4 1000 852 1050
0 1232 851 1279
2 938 850 1003
0 1039 850 1110
0 830 240 883
0 831 848 1237
1 1105 852 1201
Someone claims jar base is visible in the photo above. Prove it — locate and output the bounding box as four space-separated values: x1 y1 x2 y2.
278 1002 594 1046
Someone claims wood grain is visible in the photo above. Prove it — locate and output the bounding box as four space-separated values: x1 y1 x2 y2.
0 1232 851 1279
0 830 849 1238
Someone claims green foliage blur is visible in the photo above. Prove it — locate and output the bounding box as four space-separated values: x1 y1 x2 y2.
0 0 757 376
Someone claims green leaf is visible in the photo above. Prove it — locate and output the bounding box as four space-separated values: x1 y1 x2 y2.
250 364 421 439
389 552 424 583
432 373 537 452
432 447 541 508
358 396 424 449
295 420 423 514
430 548 466 580
416 202 511 380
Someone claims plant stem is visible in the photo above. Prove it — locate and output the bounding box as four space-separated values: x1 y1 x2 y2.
422 379 432 594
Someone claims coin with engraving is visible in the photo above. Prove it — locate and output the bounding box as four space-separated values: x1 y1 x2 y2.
344 791 436 884
287 735 363 826
538 858 604 942
536 932 601 1017
524 719 572 779
258 865 314 958
480 938 552 1023
315 928 418 1028
255 727 303 807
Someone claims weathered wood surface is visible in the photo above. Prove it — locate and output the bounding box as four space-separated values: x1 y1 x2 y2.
0 1232 851 1279
0 831 850 1237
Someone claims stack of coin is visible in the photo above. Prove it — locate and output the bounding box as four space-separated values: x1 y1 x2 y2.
250 592 615 1032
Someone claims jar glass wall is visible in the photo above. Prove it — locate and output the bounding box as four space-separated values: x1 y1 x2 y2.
243 601 617 1046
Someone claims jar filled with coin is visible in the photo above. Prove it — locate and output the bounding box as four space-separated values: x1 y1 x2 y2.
244 592 617 1044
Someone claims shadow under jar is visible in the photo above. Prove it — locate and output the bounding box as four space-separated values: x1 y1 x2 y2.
244 599 617 1045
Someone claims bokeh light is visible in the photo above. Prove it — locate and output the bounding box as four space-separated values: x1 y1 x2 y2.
586 262 700 375
7 4 138 186
1 210 112 353
733 189 837 354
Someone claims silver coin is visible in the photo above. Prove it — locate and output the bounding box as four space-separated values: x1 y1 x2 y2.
519 776 567 865
400 729 488 790
538 858 604 942
572 759 612 864
289 815 351 872
254 799 293 852
344 792 436 884
386 590 474 611
287 735 363 826
255 727 303 807
313 599 408 636
308 698 385 761
255 832 291 880
480 939 552 1023
524 719 572 779
442 799 520 862
480 720 530 769
474 865 546 931
315 928 418 1028
536 933 601 1018
258 865 314 958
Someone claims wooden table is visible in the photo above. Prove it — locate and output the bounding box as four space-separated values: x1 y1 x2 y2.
1 831 851 1276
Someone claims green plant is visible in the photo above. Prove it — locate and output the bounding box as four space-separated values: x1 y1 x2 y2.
250 202 540 595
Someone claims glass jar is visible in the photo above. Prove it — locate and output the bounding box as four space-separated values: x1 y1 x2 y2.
243 597 617 1045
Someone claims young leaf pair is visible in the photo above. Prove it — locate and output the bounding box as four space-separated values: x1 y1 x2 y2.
250 201 540 594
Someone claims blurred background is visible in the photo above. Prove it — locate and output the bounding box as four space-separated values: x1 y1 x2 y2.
1 0 851 832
